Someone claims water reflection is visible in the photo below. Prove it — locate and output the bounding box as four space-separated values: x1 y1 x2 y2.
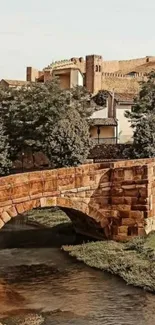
0 247 155 324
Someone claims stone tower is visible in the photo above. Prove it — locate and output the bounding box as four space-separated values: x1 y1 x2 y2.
85 55 102 93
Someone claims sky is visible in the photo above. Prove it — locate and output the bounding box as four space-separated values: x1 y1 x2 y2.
0 0 155 80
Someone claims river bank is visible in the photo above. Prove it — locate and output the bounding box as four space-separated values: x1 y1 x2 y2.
27 208 155 292
8 208 155 292
63 233 155 292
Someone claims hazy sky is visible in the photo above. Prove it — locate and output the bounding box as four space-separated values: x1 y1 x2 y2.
0 0 155 80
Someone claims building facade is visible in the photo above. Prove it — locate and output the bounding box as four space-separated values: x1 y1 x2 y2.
89 92 134 144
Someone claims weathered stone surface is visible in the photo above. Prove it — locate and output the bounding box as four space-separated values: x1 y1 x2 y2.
0 159 154 240
1 211 11 223
7 206 18 218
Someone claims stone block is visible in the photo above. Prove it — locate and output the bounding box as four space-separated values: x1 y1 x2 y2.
118 211 130 218
85 190 96 198
113 168 124 180
45 197 57 207
75 175 83 188
16 203 25 215
1 211 11 223
123 189 139 197
124 169 133 180
29 179 43 198
40 197 56 208
131 204 149 211
112 204 131 211
111 187 123 196
122 185 136 190
122 218 137 226
0 218 5 228
43 178 57 194
138 227 145 236
111 197 124 205
77 186 90 192
23 200 40 212
130 211 144 219
118 226 128 234
7 206 18 218
0 185 12 207
10 182 30 202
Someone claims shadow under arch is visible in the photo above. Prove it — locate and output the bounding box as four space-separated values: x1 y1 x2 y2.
4 197 108 240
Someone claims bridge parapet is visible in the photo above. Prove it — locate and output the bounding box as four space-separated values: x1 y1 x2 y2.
0 160 155 241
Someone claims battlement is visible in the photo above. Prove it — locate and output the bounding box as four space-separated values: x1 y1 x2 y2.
102 72 146 79
44 59 75 71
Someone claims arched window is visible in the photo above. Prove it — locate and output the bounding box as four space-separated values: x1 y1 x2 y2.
99 65 101 72
96 65 98 72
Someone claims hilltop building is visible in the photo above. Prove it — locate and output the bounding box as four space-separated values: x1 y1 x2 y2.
26 54 155 94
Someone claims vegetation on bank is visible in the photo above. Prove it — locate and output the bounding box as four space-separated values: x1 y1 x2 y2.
24 208 155 292
63 233 155 292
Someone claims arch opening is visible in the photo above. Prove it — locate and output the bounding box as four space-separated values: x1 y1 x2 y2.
2 198 112 240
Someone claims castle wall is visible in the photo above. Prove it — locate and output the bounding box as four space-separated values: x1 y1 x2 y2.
118 56 155 73
102 56 155 74
102 75 140 93
102 61 120 73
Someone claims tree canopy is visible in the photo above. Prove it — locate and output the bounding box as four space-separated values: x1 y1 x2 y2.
125 72 155 158
0 80 94 170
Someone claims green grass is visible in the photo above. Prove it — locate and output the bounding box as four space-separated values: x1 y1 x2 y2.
63 232 155 292
25 208 70 228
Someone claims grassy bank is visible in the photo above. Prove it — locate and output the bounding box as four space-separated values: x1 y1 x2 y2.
63 233 155 292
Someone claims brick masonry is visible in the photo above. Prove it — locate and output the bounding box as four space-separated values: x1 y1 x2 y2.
0 159 155 241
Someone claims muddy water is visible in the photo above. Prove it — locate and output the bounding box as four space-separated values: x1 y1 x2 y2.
0 230 155 324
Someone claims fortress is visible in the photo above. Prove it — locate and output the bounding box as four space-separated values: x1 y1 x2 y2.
26 54 155 94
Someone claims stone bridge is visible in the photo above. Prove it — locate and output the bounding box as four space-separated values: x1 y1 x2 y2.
0 159 155 241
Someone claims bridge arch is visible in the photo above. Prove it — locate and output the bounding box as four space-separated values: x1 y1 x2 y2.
0 160 150 241
1 197 111 240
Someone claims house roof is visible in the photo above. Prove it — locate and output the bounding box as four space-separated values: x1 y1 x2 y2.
1 79 30 87
89 118 117 126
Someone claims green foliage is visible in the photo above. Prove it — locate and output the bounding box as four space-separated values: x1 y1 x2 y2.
125 72 155 158
0 118 12 175
0 80 93 168
45 109 91 168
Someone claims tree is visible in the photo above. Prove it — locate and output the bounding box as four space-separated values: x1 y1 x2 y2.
125 72 155 158
45 109 91 168
0 118 12 175
92 90 108 107
0 80 94 167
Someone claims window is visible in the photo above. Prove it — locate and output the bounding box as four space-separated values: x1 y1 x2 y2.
96 65 98 72
99 65 101 72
